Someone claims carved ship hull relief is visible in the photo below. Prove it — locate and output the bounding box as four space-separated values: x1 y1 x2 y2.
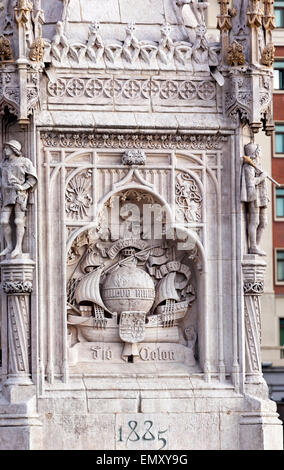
67 235 197 364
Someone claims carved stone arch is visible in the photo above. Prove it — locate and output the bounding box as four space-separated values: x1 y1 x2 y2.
64 149 94 164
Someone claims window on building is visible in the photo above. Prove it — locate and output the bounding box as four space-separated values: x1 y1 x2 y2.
275 1 284 28
274 61 284 89
275 125 284 154
276 187 284 218
280 319 284 358
276 250 284 282
280 319 284 346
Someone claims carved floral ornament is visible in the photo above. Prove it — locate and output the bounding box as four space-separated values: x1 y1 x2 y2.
29 37 44 62
175 172 202 223
41 132 227 151
227 41 245 67
0 35 13 61
65 170 93 220
261 43 275 67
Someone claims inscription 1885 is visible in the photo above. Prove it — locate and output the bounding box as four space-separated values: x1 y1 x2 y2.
118 420 169 450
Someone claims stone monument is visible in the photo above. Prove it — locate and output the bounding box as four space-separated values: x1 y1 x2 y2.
0 0 282 450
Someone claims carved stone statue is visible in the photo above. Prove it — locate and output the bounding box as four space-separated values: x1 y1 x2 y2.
241 143 268 256
0 140 37 258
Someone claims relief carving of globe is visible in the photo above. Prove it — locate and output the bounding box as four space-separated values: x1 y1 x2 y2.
101 265 155 314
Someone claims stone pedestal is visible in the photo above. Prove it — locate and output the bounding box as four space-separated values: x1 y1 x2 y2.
242 255 267 385
1 258 34 385
0 258 42 449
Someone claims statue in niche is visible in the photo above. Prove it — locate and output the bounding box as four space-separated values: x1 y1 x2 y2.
241 143 268 256
0 140 37 258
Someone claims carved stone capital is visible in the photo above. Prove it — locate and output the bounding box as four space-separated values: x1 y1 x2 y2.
0 257 35 289
2 280 33 294
243 281 264 295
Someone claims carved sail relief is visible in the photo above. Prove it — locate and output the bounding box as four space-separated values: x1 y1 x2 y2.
152 272 180 312
75 266 112 314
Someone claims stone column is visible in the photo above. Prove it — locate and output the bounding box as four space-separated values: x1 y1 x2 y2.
1 258 35 385
242 254 266 384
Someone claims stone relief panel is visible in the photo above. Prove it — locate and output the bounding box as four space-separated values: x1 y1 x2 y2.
66 215 198 367
39 132 226 380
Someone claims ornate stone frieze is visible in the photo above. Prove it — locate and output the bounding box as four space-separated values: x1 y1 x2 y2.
47 75 217 107
41 132 227 151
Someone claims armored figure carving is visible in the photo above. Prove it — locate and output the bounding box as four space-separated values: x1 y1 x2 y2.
241 143 268 256
0 140 37 258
